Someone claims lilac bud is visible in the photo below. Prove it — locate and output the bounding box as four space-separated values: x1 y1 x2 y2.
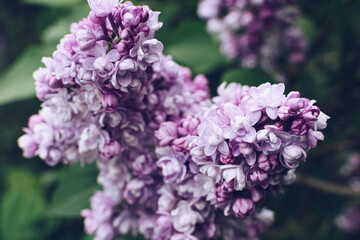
302 106 320 121
232 198 255 218
102 93 119 112
278 106 291 120
231 141 253 157
246 166 269 187
140 10 149 22
281 145 306 169
258 153 281 173
171 137 189 153
101 139 121 160
116 41 128 54
215 182 234 203
219 153 237 165
290 119 308 136
121 7 142 28
120 28 132 40
140 26 150 34
178 116 200 136
287 97 309 111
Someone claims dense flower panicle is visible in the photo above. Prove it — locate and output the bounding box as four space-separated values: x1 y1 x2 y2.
198 0 308 74
151 82 328 239
19 0 169 167
18 1 328 240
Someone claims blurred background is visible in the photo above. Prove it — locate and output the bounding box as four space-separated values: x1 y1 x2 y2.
0 0 360 239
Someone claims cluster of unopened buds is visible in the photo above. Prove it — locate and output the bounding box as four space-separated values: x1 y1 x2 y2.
198 0 308 73
18 1 329 240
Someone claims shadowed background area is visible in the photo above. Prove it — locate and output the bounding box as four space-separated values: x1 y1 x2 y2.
0 0 360 239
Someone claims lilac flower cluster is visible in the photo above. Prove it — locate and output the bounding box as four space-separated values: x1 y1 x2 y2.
340 153 360 191
153 82 328 238
335 153 360 233
18 1 328 240
335 205 360 233
18 0 167 166
198 0 308 72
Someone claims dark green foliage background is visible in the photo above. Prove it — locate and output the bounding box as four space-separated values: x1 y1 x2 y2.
0 0 359 239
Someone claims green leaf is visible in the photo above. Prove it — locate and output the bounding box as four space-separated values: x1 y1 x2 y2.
297 17 317 41
0 169 45 240
24 0 82 8
41 4 91 43
165 20 227 75
0 44 54 106
221 68 275 86
47 164 99 217
0 3 89 106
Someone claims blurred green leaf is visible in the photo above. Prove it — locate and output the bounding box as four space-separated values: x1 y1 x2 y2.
0 169 45 240
297 17 317 41
221 68 275 86
24 0 82 8
0 44 55 106
166 20 227 74
0 44 54 106
0 3 89 106
41 4 90 43
47 164 99 217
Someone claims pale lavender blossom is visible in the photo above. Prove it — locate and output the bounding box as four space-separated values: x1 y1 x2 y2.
82 44 120 77
88 0 118 17
171 201 203 233
130 32 164 70
157 147 187 183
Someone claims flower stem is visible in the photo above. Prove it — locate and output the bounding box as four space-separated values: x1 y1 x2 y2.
296 173 360 198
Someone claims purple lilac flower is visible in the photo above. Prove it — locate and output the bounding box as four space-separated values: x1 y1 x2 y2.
198 0 308 76
184 82 328 219
18 1 328 240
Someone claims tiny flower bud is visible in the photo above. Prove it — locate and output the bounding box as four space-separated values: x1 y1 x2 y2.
232 198 255 218
101 139 121 160
102 93 119 112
